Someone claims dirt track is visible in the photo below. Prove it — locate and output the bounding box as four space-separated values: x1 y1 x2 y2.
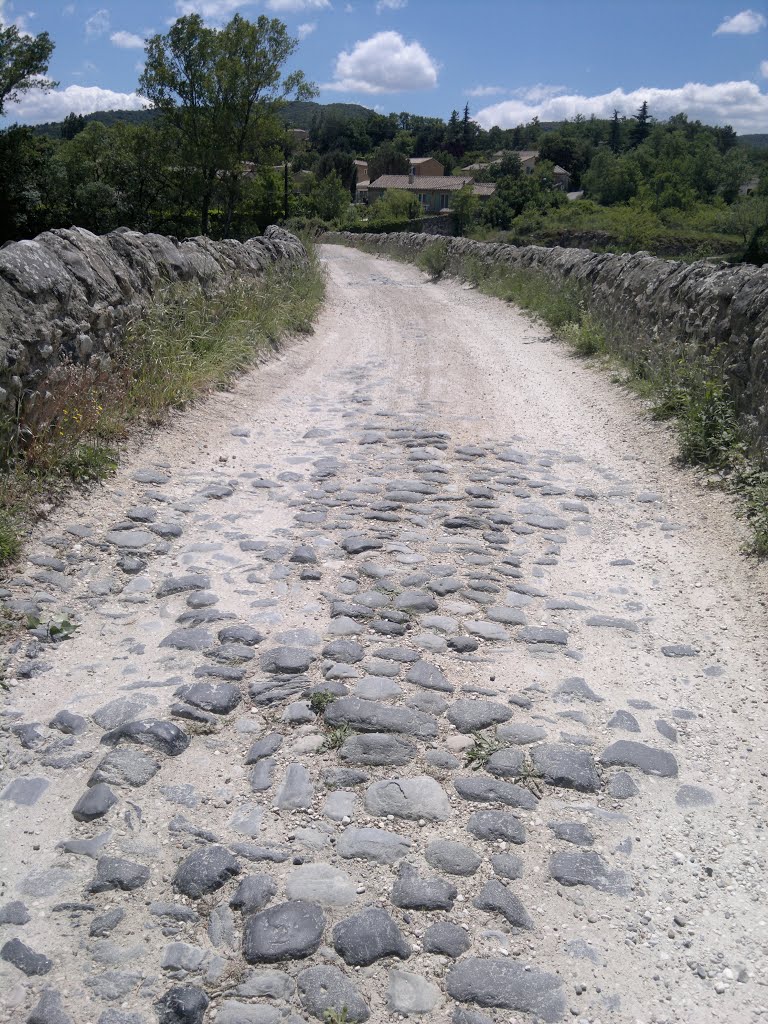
1 243 766 1024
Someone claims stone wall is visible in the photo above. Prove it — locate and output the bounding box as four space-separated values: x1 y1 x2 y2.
0 225 306 413
326 231 768 452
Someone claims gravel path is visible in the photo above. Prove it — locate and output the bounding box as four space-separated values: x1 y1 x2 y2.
1 243 766 1024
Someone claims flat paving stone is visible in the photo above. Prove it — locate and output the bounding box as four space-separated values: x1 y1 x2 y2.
243 901 325 963
297 964 370 1022
333 907 410 966
550 850 631 894
446 699 513 733
446 957 565 1021
600 740 678 777
365 775 450 821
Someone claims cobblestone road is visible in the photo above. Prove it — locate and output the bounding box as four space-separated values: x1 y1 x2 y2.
1 245 766 1024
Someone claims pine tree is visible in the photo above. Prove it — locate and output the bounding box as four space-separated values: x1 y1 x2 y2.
629 101 651 148
609 109 622 153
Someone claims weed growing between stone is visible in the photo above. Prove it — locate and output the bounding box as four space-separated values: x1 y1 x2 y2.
0 245 326 567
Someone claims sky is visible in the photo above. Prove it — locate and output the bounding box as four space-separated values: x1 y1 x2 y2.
1 0 768 133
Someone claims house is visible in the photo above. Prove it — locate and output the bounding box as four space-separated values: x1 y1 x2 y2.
553 165 571 190
288 128 309 143
366 173 495 213
353 159 369 183
409 156 444 177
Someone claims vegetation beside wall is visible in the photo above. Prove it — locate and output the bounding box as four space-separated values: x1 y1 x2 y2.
0 244 325 566
334 233 768 556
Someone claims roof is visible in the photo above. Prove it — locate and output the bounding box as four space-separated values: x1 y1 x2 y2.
493 149 539 162
410 157 436 164
356 180 370 189
353 159 368 167
369 174 475 191
471 183 496 196
462 162 490 172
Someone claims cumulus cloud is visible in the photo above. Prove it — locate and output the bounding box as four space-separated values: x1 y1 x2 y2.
7 84 148 123
175 0 255 17
265 0 330 11
376 0 407 13
714 9 766 34
110 30 145 48
84 8 110 38
475 80 768 134
761 58 768 76
324 30 438 93
297 21 316 38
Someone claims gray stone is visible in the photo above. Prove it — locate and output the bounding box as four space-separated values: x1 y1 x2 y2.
100 719 189 757
1 777 49 806
157 574 210 598
323 790 357 821
676 784 715 808
333 907 410 966
242 900 325 963
424 921 471 958
173 682 241 715
230 874 277 913
325 697 437 738
90 908 125 937
160 628 212 651
467 810 526 845
249 758 276 792
387 969 440 1015
606 771 640 799
340 732 416 767
87 856 148 894
549 821 593 846
88 749 160 788
662 644 698 658
337 827 412 863
518 626 567 645
446 699 513 733
229 804 263 837
323 639 365 663
49 710 87 735
58 831 112 859
27 989 73 1024
466 620 510 641
0 900 30 925
97 1012 147 1024
600 740 678 777
454 775 537 809
276 763 314 809
550 850 631 894
249 677 309 705
425 749 459 769
73 783 118 821
155 985 209 1024
555 677 603 702
162 941 206 974
342 536 384 554
497 722 546 744
405 660 453 692
425 839 481 876
473 879 533 929
235 969 294 1000
485 747 525 778
285 864 356 907
446 957 565 1021
392 862 457 910
531 743 601 792
260 646 315 675
1 938 53 975
452 1009 494 1024
365 775 450 821
490 852 524 880
322 767 369 789
607 709 640 732
245 732 283 763
217 624 264 646
656 718 678 742
353 675 402 701
173 846 240 898
297 964 369 1022
215 1002 280 1024
106 530 154 550
585 615 639 631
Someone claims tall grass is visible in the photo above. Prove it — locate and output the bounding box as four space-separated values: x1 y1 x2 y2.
0 246 326 566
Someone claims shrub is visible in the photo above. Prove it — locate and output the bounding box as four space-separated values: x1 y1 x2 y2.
416 239 449 281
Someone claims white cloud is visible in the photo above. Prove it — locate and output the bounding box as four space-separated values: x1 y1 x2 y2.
475 80 768 135
6 83 149 123
466 85 505 98
297 21 316 38
714 9 766 34
175 0 255 17
376 0 406 13
62 4 75 14
84 8 109 38
761 59 768 76
110 30 145 48
324 30 438 94
265 0 330 10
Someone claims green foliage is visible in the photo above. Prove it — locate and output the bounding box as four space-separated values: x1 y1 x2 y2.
26 614 80 642
308 691 337 714
323 1009 350 1024
368 188 421 227
464 730 502 770
451 184 478 235
322 725 353 751
416 239 449 280
0 510 21 564
0 23 56 116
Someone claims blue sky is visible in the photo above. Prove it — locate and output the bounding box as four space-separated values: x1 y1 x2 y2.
2 0 767 132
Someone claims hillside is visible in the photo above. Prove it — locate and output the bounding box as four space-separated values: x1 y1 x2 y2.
739 134 768 149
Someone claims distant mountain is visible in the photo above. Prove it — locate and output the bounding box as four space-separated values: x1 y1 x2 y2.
738 134 768 149
31 99 374 138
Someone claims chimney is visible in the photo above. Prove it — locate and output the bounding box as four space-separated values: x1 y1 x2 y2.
408 169 415 184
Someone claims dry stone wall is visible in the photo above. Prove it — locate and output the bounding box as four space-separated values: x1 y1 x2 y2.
327 230 768 452
0 225 306 413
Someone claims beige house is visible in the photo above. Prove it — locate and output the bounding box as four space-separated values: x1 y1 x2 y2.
409 156 444 176
366 173 495 213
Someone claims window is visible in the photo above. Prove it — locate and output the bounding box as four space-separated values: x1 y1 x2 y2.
440 194 450 208
418 193 428 207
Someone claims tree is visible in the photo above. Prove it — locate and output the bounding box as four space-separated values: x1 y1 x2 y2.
451 184 478 235
60 112 86 139
368 140 409 182
0 23 56 116
139 13 316 236
309 170 349 222
629 101 651 148
462 103 477 152
609 109 622 154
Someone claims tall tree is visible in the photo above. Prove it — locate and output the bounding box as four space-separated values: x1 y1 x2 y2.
629 101 651 148
609 109 622 153
139 13 315 236
0 23 56 116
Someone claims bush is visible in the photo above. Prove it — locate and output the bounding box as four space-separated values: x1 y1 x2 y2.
416 239 449 280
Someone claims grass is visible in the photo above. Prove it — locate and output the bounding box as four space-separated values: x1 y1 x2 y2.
415 239 449 281
464 729 503 770
308 690 338 714
321 724 353 751
0 243 326 568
